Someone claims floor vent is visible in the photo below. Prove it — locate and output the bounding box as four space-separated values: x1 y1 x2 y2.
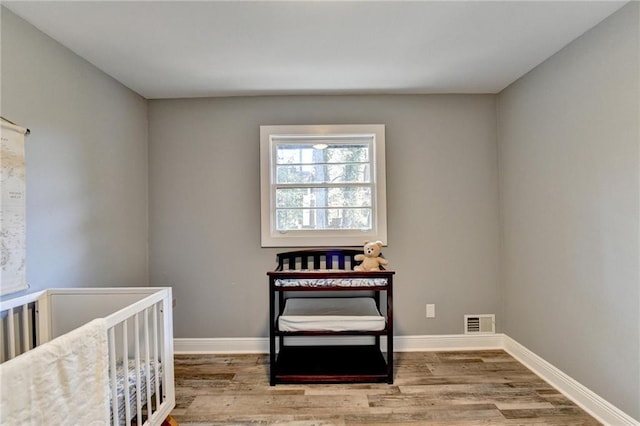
464 314 495 334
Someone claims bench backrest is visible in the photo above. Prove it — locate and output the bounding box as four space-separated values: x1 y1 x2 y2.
275 249 365 271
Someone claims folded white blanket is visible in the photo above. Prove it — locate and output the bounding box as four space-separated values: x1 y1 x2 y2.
0 318 110 425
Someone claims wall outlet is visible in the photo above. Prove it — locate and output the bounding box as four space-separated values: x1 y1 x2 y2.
426 304 435 318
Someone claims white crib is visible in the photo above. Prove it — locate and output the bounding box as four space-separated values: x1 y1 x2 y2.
0 287 175 426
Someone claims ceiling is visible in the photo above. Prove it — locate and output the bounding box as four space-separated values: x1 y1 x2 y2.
3 1 627 99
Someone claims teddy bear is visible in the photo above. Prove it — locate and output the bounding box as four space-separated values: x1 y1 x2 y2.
354 240 389 271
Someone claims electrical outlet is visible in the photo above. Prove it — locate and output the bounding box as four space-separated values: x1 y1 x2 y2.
426 304 435 318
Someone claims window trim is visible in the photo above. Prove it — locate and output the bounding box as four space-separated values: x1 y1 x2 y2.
260 124 387 247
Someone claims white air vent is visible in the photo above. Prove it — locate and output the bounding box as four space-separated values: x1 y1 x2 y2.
464 314 495 334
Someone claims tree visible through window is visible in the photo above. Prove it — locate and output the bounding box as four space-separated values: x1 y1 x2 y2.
261 125 387 247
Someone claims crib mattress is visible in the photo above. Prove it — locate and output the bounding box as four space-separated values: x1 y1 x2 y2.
111 360 161 425
278 297 385 332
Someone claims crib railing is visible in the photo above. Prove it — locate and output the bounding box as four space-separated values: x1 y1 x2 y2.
0 287 175 426
0 290 47 362
105 289 175 426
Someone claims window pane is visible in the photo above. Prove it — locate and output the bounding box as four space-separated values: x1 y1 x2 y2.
276 164 370 184
276 145 315 165
276 208 372 231
327 187 371 208
276 187 372 208
325 144 370 164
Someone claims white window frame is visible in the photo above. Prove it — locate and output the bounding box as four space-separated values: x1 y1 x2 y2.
260 124 387 247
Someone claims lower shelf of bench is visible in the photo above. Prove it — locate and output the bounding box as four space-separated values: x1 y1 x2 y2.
272 345 392 384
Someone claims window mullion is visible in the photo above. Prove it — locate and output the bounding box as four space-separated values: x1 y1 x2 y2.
274 182 373 189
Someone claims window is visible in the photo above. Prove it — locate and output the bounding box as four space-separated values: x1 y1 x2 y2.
260 124 387 247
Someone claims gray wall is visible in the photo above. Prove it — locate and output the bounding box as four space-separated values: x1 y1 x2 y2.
148 95 500 338
0 8 149 294
4 1 637 418
497 3 639 419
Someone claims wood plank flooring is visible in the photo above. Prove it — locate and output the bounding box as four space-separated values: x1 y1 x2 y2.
171 350 600 425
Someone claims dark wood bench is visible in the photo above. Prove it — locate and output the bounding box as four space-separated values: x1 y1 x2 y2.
267 248 394 385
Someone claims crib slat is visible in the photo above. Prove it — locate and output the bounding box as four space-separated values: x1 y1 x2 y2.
144 308 152 419
152 303 161 408
134 313 142 423
21 305 29 353
123 319 131 425
158 304 165 400
0 317 4 363
109 327 120 426
8 308 16 359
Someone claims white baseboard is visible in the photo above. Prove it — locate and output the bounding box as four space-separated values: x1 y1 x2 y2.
174 334 638 425
394 333 504 351
503 335 638 426
173 334 503 354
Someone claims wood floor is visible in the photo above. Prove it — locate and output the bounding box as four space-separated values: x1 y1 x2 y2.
171 350 600 425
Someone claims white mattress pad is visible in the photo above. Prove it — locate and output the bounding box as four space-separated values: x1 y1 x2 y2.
278 297 385 332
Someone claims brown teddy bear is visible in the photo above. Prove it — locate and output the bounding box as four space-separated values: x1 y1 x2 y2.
354 240 389 271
